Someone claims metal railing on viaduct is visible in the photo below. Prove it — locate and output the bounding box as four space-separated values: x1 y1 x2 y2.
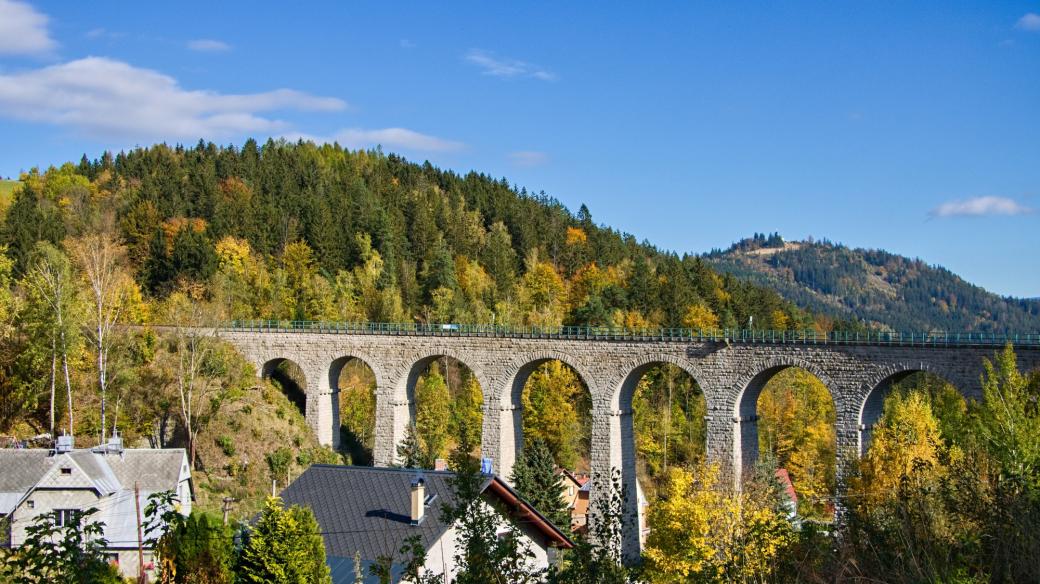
226 319 1040 347
216 319 1040 559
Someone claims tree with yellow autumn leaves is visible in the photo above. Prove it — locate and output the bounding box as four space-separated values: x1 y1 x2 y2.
643 462 794 583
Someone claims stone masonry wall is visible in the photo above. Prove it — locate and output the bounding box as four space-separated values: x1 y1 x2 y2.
220 329 1040 557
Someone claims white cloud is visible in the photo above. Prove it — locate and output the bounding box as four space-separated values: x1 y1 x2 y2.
508 150 549 167
0 57 346 140
464 49 556 81
930 196 1033 218
0 0 57 55
1016 13 1040 31
187 39 231 52
329 128 463 152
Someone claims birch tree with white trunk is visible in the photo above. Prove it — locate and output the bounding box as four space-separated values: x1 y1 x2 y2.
68 233 129 446
23 243 82 439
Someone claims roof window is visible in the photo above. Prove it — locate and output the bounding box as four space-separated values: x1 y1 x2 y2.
60 467 72 475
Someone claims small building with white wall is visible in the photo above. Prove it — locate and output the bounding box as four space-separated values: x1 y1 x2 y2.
0 436 192 579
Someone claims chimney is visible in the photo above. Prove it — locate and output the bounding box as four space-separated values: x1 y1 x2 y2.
107 428 123 455
54 434 74 454
410 474 425 525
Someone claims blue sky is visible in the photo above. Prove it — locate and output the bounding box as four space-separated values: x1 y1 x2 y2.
1 1 1038 297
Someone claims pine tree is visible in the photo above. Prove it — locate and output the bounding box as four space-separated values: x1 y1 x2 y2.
511 438 571 532
397 421 427 468
481 221 517 303
237 497 332 584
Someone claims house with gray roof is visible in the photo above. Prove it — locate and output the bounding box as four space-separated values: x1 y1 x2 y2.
279 465 573 583
0 436 192 580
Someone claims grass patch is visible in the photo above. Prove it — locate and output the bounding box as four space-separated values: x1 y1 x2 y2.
191 380 344 520
0 180 20 215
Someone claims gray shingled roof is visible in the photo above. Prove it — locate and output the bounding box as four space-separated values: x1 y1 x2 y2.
107 449 188 490
279 466 460 564
67 451 121 494
0 450 52 492
0 450 52 514
0 448 189 520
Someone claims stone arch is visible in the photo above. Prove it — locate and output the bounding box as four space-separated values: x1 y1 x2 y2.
396 350 491 406
857 363 957 456
731 356 838 414
487 350 592 483
610 354 707 558
385 351 489 465
611 353 706 412
261 358 308 416
730 356 838 489
329 354 382 395
329 355 380 465
495 350 593 408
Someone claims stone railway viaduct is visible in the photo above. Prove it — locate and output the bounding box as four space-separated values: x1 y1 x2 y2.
219 325 1040 557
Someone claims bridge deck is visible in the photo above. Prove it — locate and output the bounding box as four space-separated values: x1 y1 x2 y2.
225 320 1040 348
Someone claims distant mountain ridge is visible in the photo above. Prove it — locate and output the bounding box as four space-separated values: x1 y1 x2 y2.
704 234 1040 333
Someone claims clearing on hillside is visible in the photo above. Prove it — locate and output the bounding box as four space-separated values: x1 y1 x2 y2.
0 180 20 214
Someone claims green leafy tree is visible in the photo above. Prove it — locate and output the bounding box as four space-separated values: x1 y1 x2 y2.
416 363 452 462
10 508 122 584
642 463 794 583
144 490 235 584
338 359 376 465
20 242 83 438
757 367 836 517
522 361 590 470
631 365 706 496
441 438 542 584
961 344 1040 582
398 534 444 584
237 497 332 584
448 373 483 451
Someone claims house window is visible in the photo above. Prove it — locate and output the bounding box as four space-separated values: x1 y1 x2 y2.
60 467 72 475
55 509 76 527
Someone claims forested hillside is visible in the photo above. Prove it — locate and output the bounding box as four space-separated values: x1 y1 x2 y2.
2 140 807 331
705 233 1040 332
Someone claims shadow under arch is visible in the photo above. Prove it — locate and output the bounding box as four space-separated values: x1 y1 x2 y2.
330 355 379 465
262 358 307 417
732 358 838 491
858 366 959 456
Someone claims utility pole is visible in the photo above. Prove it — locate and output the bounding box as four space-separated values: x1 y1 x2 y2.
221 497 236 525
134 481 146 584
